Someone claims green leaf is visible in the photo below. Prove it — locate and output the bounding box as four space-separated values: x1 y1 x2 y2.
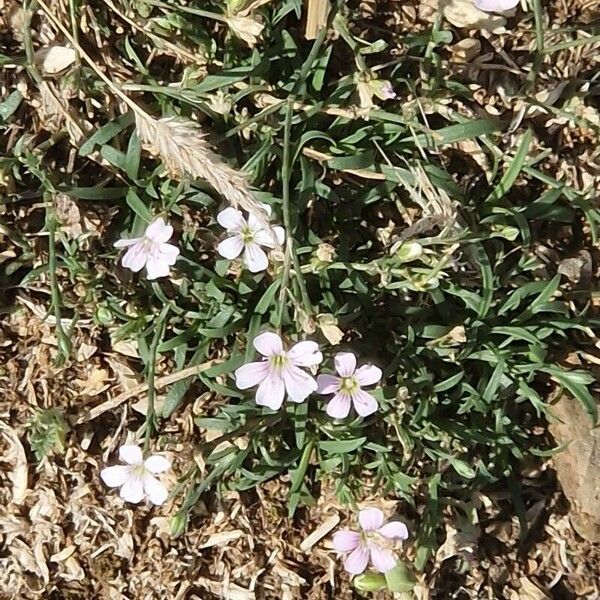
384 562 417 593
320 437 366 453
78 112 135 156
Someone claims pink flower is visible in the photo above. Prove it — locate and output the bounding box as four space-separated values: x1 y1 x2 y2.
333 508 409 575
316 352 382 419
474 0 519 11
217 205 285 273
114 217 179 280
100 444 171 505
235 332 323 410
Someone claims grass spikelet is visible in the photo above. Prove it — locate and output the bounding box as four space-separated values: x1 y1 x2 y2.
135 113 270 228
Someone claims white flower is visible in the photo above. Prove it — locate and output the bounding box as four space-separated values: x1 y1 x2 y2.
100 444 170 505
217 206 285 273
474 0 520 11
235 331 323 410
114 217 180 280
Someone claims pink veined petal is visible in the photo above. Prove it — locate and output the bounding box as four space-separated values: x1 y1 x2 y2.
474 0 519 11
235 361 271 389
326 392 352 419
114 236 142 248
217 207 245 232
119 475 145 504
378 521 409 541
100 465 130 488
253 332 283 357
359 507 385 532
119 444 143 465
145 252 171 280
143 474 169 505
332 530 361 552
121 242 148 272
283 365 317 403
352 389 379 417
369 542 397 573
217 235 244 260
244 242 269 273
253 228 281 249
144 455 171 474
145 218 173 243
255 372 286 410
316 374 340 395
355 364 382 387
334 352 357 377
344 544 369 575
288 341 323 367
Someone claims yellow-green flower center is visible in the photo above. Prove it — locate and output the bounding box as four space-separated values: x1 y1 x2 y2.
269 353 289 371
340 376 359 394
241 225 255 244
131 464 147 477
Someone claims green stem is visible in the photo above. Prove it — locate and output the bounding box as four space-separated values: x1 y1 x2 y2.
143 305 170 451
44 195 71 365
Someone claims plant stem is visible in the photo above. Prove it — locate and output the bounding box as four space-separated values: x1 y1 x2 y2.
143 305 170 451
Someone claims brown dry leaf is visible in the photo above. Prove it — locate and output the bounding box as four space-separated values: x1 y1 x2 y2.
225 15 264 47
34 46 77 74
0 421 28 504
511 577 551 600
111 338 139 358
300 514 340 551
424 0 507 31
77 366 110 396
54 194 83 239
435 521 479 563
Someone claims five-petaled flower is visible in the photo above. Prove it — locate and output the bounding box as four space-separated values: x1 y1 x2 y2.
114 217 180 280
217 205 285 273
235 331 323 410
333 508 409 575
317 352 382 419
474 0 519 11
100 444 171 505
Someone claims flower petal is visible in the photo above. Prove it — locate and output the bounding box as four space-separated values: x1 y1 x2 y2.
326 393 352 419
378 521 409 541
474 0 519 10
119 475 145 504
369 542 396 573
100 465 130 488
119 444 143 465
254 226 285 248
121 242 148 272
334 352 356 377
359 507 384 532
235 360 271 390
145 252 172 280
288 341 323 367
333 530 360 552
244 242 268 273
158 243 180 265
283 365 317 403
255 372 285 410
316 374 340 395
144 455 171 474
143 474 169 505
352 389 379 417
114 237 141 248
344 544 369 575
145 217 173 243
217 207 245 231
355 364 382 387
217 235 244 260
253 332 283 357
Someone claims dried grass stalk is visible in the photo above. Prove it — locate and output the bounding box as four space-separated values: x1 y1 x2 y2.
135 113 268 224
